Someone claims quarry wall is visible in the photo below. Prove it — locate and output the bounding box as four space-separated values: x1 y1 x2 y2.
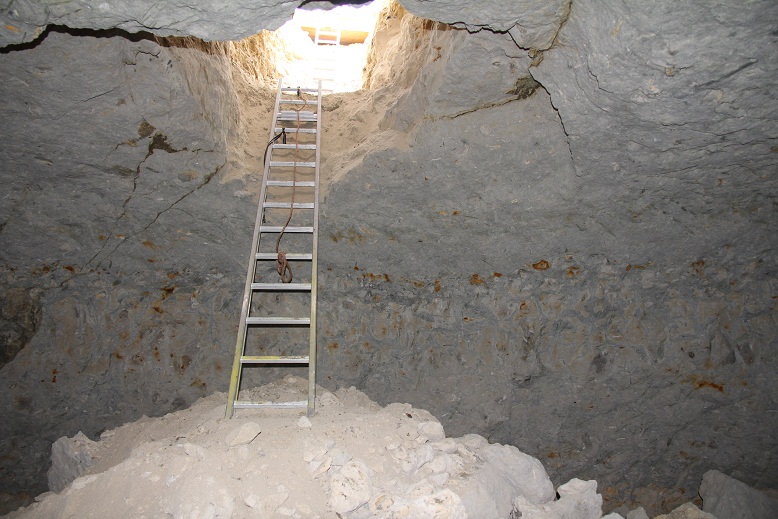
0 0 776 515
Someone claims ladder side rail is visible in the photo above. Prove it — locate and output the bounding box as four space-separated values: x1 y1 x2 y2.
307 80 323 417
226 77 285 418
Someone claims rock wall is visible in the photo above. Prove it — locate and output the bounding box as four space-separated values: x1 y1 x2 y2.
313 0 778 514
0 0 298 48
0 0 776 516
0 29 253 511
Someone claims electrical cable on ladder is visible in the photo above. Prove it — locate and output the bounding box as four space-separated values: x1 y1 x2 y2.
275 88 307 283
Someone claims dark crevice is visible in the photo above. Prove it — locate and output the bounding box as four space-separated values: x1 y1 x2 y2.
0 25 156 54
298 0 374 7
1 23 222 55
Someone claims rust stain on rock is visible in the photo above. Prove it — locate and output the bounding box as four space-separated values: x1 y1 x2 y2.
532 260 550 270
691 259 705 277
362 272 391 283
469 274 485 285
31 264 52 275
684 374 724 392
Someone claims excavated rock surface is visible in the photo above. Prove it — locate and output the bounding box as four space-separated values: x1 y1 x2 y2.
398 0 570 49
0 30 255 512
0 0 297 48
530 0 778 265
316 2 777 513
0 0 776 516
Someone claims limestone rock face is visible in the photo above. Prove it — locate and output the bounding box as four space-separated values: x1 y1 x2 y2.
530 0 778 264
316 1 777 515
399 0 570 49
699 470 778 519
384 27 536 128
654 503 717 519
0 30 250 508
0 0 776 516
513 478 603 519
47 432 97 493
0 0 297 48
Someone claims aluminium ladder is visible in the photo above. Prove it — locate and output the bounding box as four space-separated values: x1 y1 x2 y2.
226 79 323 418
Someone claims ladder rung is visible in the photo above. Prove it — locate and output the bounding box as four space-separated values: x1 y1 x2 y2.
260 226 313 233
263 202 314 209
269 161 316 168
240 355 309 364
275 127 317 134
272 143 317 150
267 180 315 187
279 109 316 115
234 400 307 409
246 317 311 325
281 87 319 93
256 252 313 260
277 113 317 122
279 99 310 105
251 282 312 291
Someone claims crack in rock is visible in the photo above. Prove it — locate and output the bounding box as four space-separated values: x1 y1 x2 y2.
83 158 222 272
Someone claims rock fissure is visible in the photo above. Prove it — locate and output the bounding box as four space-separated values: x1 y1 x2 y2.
533 80 576 170
80 86 120 104
437 93 538 121
90 159 222 272
697 59 758 88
